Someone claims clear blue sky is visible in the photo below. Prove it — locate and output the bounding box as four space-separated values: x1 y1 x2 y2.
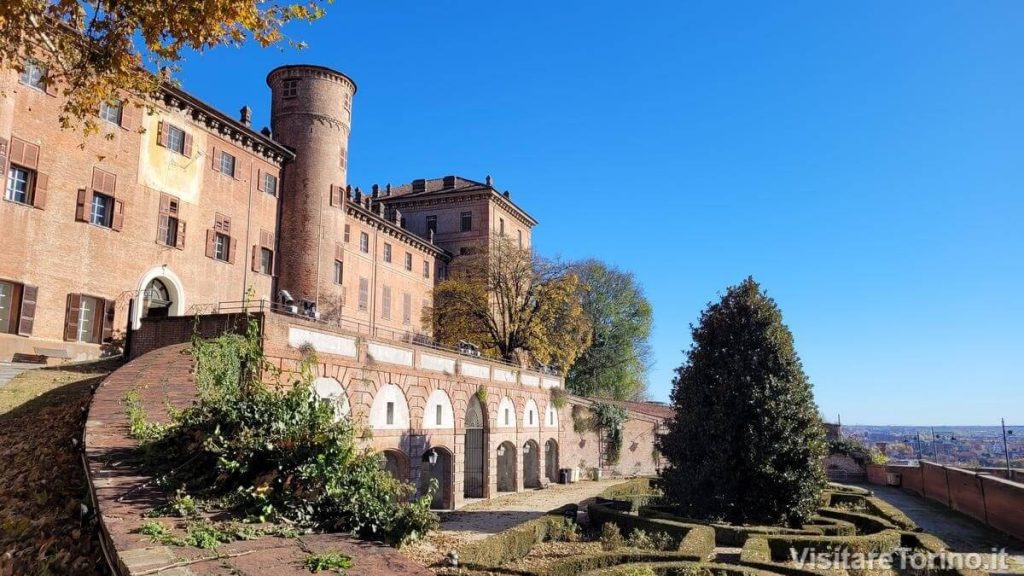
174 0 1022 426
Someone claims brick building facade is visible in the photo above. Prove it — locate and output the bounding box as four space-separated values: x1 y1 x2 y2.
6 60 671 508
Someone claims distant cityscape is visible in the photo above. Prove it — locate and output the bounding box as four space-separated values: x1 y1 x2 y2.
842 425 1022 468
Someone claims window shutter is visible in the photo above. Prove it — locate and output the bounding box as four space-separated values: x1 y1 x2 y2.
251 245 259 272
182 132 193 158
75 188 92 222
44 74 58 96
256 169 265 192
157 214 169 243
335 243 344 261
91 167 115 195
9 138 39 169
111 199 125 231
120 103 139 131
228 237 237 264
175 221 186 249
17 285 37 337
210 146 218 170
32 173 47 209
64 294 82 342
156 121 167 148
158 194 171 214
102 300 115 343
205 229 216 258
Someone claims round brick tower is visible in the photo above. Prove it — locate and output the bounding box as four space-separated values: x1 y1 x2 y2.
267 65 356 313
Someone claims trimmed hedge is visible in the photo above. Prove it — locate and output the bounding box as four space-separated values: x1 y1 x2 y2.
458 504 578 568
599 477 658 499
900 531 988 576
544 558 826 576
641 504 824 546
864 497 916 530
587 502 715 560
818 507 896 533
802 515 857 536
827 483 872 496
764 529 902 576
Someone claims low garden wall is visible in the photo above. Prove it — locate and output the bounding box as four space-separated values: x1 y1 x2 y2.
872 461 1024 542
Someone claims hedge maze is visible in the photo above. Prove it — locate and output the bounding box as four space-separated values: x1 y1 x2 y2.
450 480 985 576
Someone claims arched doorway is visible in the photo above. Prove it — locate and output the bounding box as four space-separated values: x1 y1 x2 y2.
419 447 453 510
464 395 486 498
497 441 517 492
382 449 409 483
523 440 540 488
545 439 559 483
142 279 172 319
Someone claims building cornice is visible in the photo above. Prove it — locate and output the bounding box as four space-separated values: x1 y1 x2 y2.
384 188 538 228
161 86 294 165
345 200 451 260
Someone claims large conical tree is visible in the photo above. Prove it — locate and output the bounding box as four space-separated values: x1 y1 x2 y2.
657 277 827 527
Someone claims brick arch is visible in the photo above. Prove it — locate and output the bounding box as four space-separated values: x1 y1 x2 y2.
496 396 516 429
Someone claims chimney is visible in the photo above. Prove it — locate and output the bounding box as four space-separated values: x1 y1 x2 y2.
393 208 402 224
260 126 272 137
412 179 427 193
428 229 435 243
442 175 457 189
239 106 252 126
372 184 379 197
353 187 362 203
485 175 492 187
385 183 392 196
503 190 511 199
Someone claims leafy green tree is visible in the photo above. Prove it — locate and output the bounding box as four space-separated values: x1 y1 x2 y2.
565 260 652 400
657 277 827 526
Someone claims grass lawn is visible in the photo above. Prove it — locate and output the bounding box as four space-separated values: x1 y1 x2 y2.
0 359 121 576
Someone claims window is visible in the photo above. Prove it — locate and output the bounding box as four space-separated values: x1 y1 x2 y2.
499 218 505 236
333 260 343 285
359 232 369 253
459 247 476 256
426 215 437 235
90 193 114 227
5 165 33 205
529 410 534 425
461 211 472 232
358 277 369 311
77 296 100 343
158 194 184 249
504 408 510 426
99 100 122 125
518 229 523 249
404 252 412 271
382 286 391 319
422 260 430 279
218 151 236 177
383 243 392 263
550 410 554 426
402 293 411 325
19 61 46 90
0 281 20 334
65 294 112 344
386 402 395 426
344 224 350 243
282 78 299 98
259 247 273 274
262 172 278 196
166 125 186 154
214 233 230 261
436 405 442 426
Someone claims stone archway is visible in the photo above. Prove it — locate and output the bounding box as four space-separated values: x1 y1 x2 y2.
463 395 486 498
497 441 517 492
133 267 186 328
382 449 409 483
312 377 350 422
523 439 540 489
545 439 559 483
419 447 453 510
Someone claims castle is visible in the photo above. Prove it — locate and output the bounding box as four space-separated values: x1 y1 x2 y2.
1 62 668 508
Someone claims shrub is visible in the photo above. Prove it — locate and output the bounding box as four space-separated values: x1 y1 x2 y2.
602 522 625 550
137 321 437 547
588 502 715 560
304 552 353 572
628 529 675 551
